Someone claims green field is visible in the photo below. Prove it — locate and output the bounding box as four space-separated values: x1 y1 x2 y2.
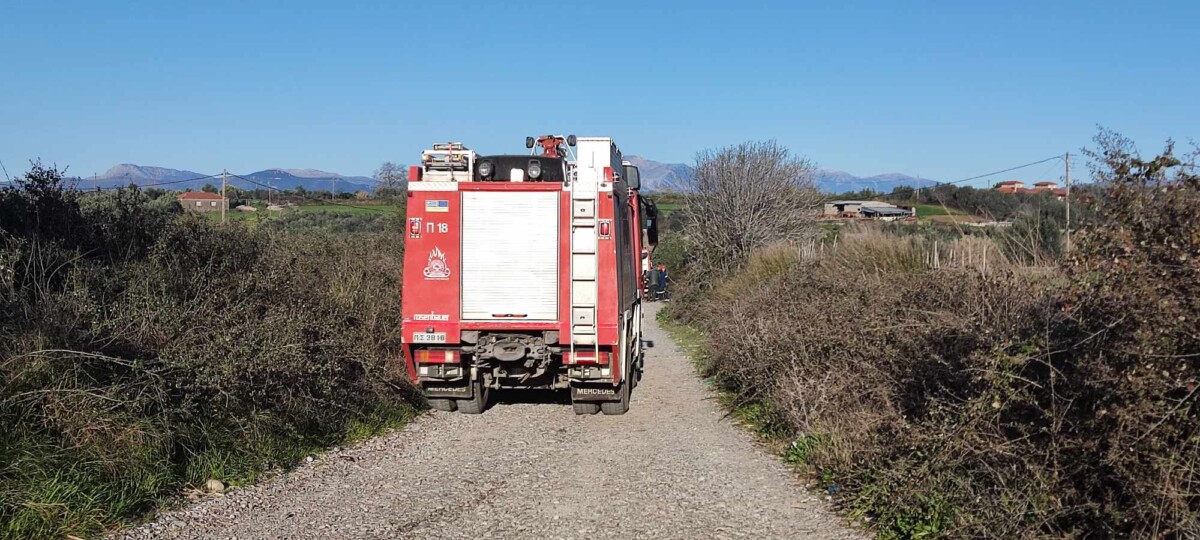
205 201 400 223
913 204 965 220
656 202 682 215
296 203 399 215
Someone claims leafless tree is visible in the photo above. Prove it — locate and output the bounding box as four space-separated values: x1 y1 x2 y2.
677 140 822 283
373 161 407 191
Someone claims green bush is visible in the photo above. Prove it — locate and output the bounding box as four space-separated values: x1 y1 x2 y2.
0 166 418 539
651 230 688 275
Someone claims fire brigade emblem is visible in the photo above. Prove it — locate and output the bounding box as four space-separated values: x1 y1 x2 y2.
423 247 451 280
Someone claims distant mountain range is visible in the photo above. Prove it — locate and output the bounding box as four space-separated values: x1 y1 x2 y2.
236 169 375 192
809 169 938 194
67 161 937 195
70 164 376 193
625 156 937 194
624 156 695 192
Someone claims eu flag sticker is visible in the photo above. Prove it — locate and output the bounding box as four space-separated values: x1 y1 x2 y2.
425 200 449 213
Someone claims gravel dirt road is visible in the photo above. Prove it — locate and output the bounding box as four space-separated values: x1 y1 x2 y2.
119 304 860 539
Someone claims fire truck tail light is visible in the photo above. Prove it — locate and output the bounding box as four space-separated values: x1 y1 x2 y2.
599 221 611 236
409 166 422 182
415 349 457 363
603 167 613 183
409 219 421 236
567 351 611 364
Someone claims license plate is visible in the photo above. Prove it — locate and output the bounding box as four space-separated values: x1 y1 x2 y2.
412 332 447 344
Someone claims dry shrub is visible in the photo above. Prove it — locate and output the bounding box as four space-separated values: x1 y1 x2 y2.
1057 132 1200 537
700 242 1066 537
678 133 1200 538
678 140 822 287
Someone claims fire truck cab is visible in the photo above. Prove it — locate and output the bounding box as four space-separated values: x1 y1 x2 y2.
401 136 656 415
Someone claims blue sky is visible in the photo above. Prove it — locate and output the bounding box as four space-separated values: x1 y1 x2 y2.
2 0 1198 182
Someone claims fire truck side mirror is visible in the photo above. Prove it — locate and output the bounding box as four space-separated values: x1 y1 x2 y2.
567 134 576 147
525 137 535 149
642 199 659 246
623 165 641 191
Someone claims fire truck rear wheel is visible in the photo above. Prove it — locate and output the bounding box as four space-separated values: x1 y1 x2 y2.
427 398 457 412
455 377 489 415
600 381 631 415
572 401 601 415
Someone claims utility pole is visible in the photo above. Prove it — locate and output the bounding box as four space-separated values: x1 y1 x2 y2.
93 173 98 191
1064 153 1071 257
221 169 228 225
331 177 336 201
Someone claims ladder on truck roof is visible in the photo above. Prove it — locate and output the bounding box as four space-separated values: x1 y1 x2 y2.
568 141 603 364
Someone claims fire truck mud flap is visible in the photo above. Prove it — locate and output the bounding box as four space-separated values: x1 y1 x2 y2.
423 382 475 399
570 383 621 402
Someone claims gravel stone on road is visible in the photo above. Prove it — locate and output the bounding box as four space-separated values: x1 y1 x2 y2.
117 304 861 539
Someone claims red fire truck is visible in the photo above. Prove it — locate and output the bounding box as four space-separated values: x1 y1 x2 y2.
401 136 658 415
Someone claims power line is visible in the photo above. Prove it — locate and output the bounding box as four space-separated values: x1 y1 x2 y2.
914 153 1072 230
227 173 398 213
933 155 1065 188
1027 159 1065 185
91 173 222 191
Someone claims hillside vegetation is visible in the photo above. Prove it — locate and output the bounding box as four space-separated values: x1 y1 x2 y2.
666 134 1199 538
0 165 418 539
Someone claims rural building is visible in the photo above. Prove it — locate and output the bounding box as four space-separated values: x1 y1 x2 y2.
996 180 1025 193
994 180 1068 200
823 200 915 221
177 191 227 212
859 206 914 220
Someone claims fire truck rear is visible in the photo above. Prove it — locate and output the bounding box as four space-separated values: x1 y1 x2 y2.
401 136 658 415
